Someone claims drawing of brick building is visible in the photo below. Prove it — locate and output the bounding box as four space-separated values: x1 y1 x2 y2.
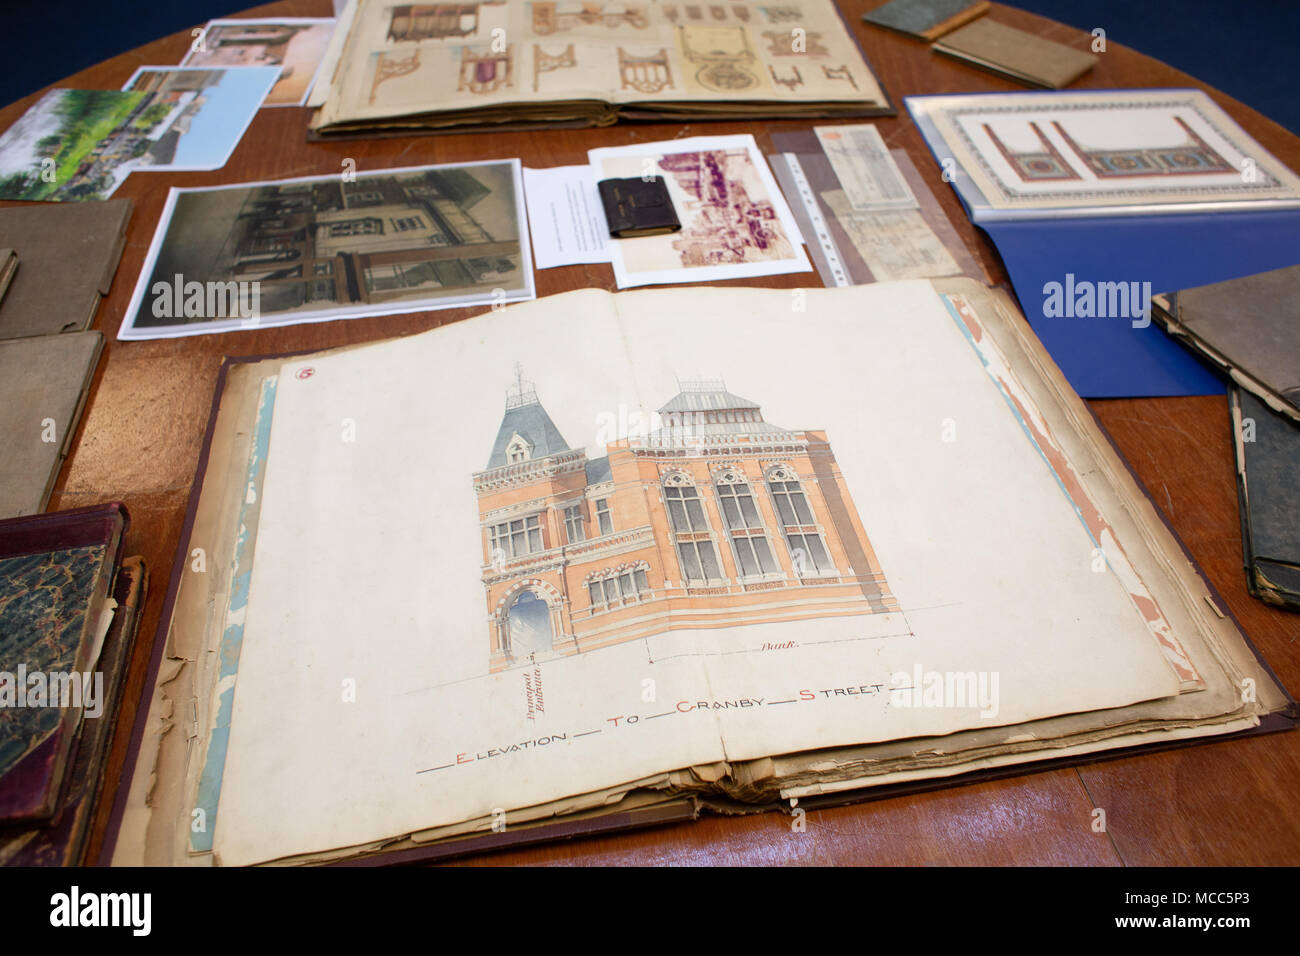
473 373 898 671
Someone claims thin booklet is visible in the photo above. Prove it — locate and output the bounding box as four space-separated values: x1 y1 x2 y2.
111 278 1293 866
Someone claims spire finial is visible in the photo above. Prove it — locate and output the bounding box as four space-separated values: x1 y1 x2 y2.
505 364 538 409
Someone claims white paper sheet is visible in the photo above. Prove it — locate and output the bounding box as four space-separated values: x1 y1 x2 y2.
522 165 611 269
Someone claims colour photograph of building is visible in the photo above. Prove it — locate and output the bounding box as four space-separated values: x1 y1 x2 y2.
183 20 336 104
474 372 898 671
132 163 526 328
0 89 187 201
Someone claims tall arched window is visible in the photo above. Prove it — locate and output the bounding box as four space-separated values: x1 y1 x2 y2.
714 469 779 577
765 465 833 575
662 472 722 583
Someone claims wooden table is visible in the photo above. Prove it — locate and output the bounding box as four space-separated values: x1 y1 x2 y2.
5 0 1296 867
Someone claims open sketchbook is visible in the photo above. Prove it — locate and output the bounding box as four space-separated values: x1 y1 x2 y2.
309 0 891 136
109 279 1294 866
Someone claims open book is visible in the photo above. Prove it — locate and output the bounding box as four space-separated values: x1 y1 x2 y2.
109 279 1294 865
309 0 891 136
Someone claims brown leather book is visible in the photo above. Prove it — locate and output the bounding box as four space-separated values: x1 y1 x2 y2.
1 554 145 865
0 503 127 826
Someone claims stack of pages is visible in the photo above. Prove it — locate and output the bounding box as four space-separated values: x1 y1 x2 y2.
310 0 892 135
111 279 1294 865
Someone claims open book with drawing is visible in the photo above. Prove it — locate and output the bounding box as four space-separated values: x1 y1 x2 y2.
109 278 1294 865
310 0 891 135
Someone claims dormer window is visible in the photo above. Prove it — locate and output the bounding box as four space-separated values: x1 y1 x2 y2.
506 433 531 463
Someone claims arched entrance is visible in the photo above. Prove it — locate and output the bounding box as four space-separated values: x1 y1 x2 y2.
505 589 553 656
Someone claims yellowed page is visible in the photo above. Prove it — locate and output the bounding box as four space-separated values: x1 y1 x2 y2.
316 0 885 127
210 282 1189 865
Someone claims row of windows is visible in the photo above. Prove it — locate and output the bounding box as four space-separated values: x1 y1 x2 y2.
667 473 833 580
587 568 651 609
323 214 431 238
488 474 833 584
562 499 612 544
488 498 613 561
487 514 542 560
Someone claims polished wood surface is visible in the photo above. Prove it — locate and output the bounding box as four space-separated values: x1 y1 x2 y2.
4 0 1296 866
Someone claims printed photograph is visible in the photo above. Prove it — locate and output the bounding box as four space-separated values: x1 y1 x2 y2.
0 89 178 201
590 134 810 287
182 18 336 106
601 148 795 270
119 67 280 169
120 161 533 339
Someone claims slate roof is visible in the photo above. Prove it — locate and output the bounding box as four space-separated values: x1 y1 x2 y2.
584 456 612 484
658 388 760 414
486 399 571 469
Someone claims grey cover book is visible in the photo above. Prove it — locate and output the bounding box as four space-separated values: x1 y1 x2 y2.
0 330 103 519
1232 388 1300 609
0 199 131 341
932 18 1098 89
863 0 990 40
1154 263 1300 422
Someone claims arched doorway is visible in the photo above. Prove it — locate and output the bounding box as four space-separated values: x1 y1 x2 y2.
505 589 553 656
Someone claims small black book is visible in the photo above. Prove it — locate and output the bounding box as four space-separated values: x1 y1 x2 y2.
597 177 681 239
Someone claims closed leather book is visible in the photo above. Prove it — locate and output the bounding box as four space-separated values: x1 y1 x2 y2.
1 555 145 865
597 177 682 239
0 503 127 826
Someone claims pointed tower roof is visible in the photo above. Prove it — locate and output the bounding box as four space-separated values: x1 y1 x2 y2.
485 367 571 469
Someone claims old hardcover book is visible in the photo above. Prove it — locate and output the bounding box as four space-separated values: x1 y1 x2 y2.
0 199 132 341
0 250 15 308
1 556 146 865
932 19 1096 89
862 0 989 41
309 0 892 137
1153 264 1300 423
1231 389 1300 609
0 504 127 827
0 331 104 520
109 280 1293 866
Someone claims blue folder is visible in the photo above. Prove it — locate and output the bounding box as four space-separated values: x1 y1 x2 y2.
904 92 1300 398
982 210 1300 397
